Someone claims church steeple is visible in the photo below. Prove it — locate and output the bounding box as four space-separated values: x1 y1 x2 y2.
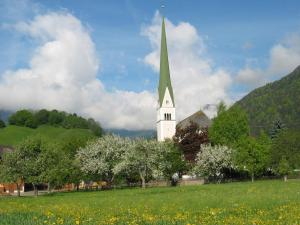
158 17 174 107
156 17 176 141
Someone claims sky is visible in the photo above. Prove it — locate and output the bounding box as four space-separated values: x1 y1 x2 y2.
0 0 300 130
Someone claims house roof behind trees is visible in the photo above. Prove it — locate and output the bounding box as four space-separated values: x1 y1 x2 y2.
177 110 212 129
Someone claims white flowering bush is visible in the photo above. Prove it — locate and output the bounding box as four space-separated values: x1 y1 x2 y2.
76 135 132 184
113 138 164 188
77 136 185 188
193 144 233 182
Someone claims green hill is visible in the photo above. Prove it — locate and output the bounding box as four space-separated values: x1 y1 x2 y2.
0 125 95 147
235 65 300 136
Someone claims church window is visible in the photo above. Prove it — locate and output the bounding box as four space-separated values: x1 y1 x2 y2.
164 113 172 120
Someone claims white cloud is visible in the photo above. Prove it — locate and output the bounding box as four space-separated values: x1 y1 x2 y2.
0 11 232 130
236 33 300 88
142 12 232 121
236 67 265 87
0 12 156 130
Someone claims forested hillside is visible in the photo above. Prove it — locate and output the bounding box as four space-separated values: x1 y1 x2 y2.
235 66 300 136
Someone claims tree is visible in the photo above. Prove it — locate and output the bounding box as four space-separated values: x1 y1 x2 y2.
88 118 103 137
271 130 300 177
59 135 92 190
193 144 233 183
113 138 162 188
270 119 286 140
16 137 52 196
8 110 36 128
278 157 290 182
234 136 270 182
35 109 49 125
209 106 250 147
158 139 187 184
48 110 65 125
174 122 209 162
216 101 227 116
24 116 38 128
38 143 71 192
0 150 24 197
0 119 5 128
77 135 131 185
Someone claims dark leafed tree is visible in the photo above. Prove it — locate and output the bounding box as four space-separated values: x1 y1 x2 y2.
173 122 209 162
270 119 286 140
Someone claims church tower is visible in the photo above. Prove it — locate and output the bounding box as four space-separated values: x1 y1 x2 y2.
157 18 176 141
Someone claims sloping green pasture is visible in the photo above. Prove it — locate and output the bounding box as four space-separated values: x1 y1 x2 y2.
0 125 95 146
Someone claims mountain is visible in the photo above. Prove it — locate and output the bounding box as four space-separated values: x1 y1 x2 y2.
234 66 300 136
105 129 156 139
0 110 13 123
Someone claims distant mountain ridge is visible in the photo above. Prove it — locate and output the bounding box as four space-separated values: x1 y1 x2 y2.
105 129 156 139
235 65 300 136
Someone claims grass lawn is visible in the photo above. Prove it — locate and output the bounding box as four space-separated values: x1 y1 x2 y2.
1 180 300 224
0 125 95 146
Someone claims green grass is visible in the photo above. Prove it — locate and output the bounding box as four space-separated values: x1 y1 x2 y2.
1 180 300 224
0 125 95 146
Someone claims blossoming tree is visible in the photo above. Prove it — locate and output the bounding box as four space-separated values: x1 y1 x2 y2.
193 144 233 183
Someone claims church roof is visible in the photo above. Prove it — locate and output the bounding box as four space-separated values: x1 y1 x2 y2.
158 18 175 106
177 110 212 129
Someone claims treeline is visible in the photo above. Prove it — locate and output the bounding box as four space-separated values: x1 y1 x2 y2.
0 135 91 196
0 135 185 196
207 103 300 182
8 109 103 136
173 102 300 182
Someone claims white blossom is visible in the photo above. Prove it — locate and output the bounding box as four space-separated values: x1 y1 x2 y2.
194 144 233 182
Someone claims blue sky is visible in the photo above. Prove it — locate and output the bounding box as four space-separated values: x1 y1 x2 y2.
0 0 300 129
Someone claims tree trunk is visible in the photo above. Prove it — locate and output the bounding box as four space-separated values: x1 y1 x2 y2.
33 184 38 197
16 183 21 197
141 176 146 189
139 169 146 189
251 173 254 182
47 182 51 193
284 175 288 182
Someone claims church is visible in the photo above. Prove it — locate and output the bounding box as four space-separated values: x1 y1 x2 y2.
156 18 211 141
156 18 176 141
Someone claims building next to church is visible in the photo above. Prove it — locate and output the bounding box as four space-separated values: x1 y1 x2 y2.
157 18 176 141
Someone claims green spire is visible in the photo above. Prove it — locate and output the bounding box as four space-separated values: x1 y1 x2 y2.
158 17 175 106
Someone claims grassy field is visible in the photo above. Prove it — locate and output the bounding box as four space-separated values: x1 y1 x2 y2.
0 125 95 146
1 180 300 225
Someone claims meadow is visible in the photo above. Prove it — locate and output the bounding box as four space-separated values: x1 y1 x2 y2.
0 125 94 146
0 180 300 225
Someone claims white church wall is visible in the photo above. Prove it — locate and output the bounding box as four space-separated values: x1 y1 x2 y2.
157 87 176 141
